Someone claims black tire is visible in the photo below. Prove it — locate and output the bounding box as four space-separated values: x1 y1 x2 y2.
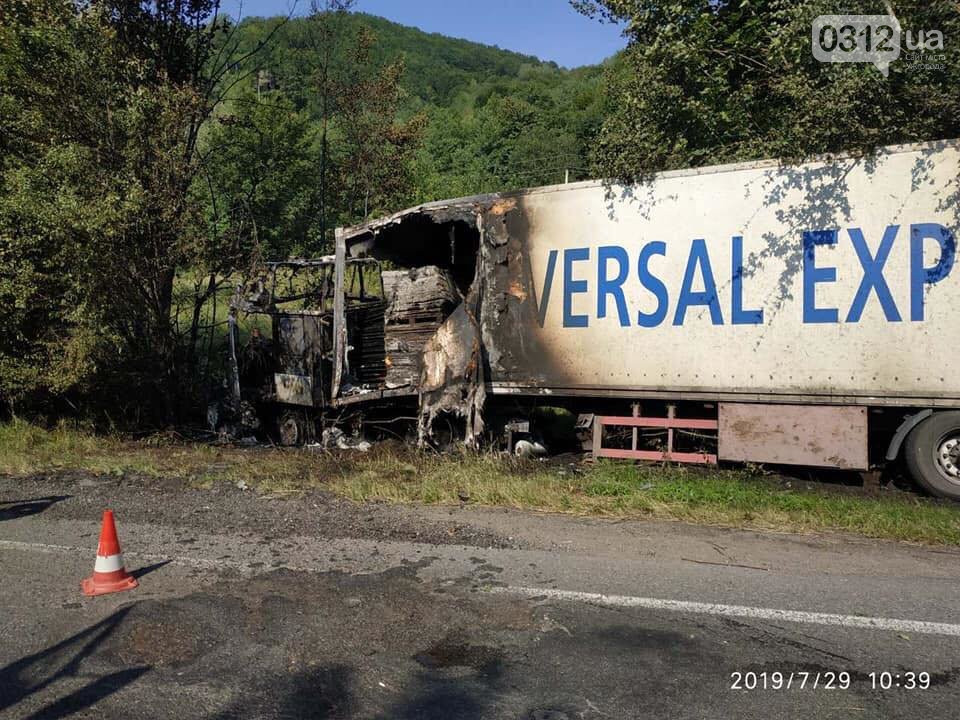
903 411 960 500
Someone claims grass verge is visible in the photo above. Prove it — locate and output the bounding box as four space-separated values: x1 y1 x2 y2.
2 420 960 545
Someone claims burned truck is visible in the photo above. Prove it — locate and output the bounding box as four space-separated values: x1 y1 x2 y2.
227 139 960 500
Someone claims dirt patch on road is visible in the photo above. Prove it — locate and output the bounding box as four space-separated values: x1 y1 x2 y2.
105 565 539 718
413 634 504 675
98 599 231 668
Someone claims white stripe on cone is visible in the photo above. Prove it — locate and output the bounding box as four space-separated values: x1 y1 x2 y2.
93 554 125 573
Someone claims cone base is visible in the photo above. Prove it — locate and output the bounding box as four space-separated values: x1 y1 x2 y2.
81 573 139 597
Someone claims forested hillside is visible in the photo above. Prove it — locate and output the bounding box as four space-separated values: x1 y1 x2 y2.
232 12 565 108
216 12 609 223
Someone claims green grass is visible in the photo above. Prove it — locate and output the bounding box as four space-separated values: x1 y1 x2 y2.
3 420 960 545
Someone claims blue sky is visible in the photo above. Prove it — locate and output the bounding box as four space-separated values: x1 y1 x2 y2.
219 0 625 67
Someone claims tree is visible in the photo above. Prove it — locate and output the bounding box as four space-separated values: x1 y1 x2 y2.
575 0 960 179
304 0 357 244
333 27 426 223
199 91 318 261
0 0 225 420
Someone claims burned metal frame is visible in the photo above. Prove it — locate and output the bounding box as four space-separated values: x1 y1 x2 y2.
260 257 382 313
227 254 386 418
334 204 490 446
592 411 719 465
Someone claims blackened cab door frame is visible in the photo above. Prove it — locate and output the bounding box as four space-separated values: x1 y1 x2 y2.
332 228 347 401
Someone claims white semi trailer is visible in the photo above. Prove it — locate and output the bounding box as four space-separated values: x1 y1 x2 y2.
234 140 960 499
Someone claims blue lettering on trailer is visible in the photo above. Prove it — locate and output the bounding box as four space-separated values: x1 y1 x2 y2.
562 247 590 328
637 241 668 328
731 235 763 325
802 229 839 324
846 226 901 323
536 223 955 328
597 246 630 327
910 223 956 321
673 239 723 326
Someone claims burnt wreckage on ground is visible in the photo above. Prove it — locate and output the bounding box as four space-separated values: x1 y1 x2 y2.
227 194 527 448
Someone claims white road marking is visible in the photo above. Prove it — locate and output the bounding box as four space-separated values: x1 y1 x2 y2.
0 539 241 571
492 586 960 637
5 538 960 638
0 538 356 576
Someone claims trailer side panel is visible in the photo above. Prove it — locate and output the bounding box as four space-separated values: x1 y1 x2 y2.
477 141 960 405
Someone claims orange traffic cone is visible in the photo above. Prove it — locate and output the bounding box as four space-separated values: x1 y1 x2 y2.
81 510 138 596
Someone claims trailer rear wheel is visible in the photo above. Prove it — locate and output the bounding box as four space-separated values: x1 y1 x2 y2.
904 411 960 500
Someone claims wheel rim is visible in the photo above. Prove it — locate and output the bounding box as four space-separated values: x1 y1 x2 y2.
934 432 960 485
279 416 300 446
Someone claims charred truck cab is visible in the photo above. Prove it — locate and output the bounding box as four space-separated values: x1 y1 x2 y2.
227 201 486 447
227 256 390 445
227 140 960 501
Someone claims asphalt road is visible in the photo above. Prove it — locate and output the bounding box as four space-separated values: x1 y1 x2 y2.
2 472 960 719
